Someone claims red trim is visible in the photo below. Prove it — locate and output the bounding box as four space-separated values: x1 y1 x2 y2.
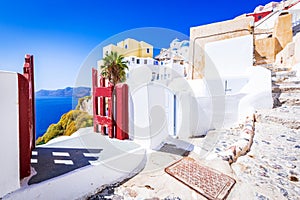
247 11 272 22
23 55 35 149
94 87 113 97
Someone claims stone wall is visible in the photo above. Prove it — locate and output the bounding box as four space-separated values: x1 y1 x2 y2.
275 41 295 67
255 37 281 65
294 32 300 64
254 13 293 65
274 13 293 50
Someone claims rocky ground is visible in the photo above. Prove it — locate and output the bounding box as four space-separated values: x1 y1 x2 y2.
88 66 299 200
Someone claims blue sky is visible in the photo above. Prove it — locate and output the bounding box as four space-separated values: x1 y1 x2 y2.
0 0 280 90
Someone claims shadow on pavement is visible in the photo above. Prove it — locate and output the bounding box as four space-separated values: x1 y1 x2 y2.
29 147 102 185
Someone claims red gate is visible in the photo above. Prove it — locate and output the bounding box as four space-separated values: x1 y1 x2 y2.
92 68 128 140
18 54 35 179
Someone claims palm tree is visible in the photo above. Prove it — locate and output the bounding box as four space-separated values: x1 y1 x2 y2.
100 51 128 85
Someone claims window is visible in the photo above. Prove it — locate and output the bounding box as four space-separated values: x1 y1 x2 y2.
125 44 128 49
146 48 150 53
151 72 155 81
137 59 140 64
144 60 147 64
132 57 135 61
258 16 262 20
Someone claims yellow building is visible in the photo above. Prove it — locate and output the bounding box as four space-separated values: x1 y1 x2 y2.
102 38 153 58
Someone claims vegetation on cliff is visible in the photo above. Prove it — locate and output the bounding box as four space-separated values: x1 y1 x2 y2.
36 109 93 145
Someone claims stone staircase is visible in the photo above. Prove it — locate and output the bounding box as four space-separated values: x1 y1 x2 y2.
271 66 300 107
255 64 300 129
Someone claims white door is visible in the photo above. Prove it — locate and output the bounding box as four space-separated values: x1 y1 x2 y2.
130 83 175 149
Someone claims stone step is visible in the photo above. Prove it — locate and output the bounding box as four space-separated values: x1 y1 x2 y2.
272 83 300 93
278 93 300 106
255 106 300 129
272 70 297 79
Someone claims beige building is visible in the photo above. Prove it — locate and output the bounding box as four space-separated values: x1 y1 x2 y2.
102 38 153 58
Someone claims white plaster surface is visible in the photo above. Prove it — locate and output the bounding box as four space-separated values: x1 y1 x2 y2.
289 2 300 10
192 35 272 130
205 35 253 78
0 71 20 198
294 32 300 64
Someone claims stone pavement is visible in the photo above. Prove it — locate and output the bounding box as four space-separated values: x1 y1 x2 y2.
229 108 300 200
89 107 300 200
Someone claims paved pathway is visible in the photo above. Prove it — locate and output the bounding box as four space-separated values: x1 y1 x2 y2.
3 127 146 200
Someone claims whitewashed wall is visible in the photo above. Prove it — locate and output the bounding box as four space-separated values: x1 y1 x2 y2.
205 35 253 78
128 34 272 144
203 35 272 128
290 2 300 10
238 66 273 120
0 71 20 197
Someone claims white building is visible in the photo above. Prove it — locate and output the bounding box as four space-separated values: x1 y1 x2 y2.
123 55 187 83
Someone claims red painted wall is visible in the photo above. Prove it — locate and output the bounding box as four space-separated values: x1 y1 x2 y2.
247 11 272 22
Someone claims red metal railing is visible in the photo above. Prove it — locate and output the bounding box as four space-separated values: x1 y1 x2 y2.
92 68 128 140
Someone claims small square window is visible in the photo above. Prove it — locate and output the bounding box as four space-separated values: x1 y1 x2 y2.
144 60 147 64
125 44 128 49
147 48 150 53
132 57 135 61
137 59 140 64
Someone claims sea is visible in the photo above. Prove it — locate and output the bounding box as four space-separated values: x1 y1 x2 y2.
35 97 79 139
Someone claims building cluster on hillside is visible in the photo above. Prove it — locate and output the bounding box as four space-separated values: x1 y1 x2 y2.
1 0 300 199
98 0 300 83
96 0 300 143
98 38 189 82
